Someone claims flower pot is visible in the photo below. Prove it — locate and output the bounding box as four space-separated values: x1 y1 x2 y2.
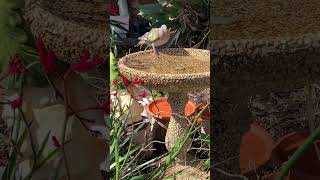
272 131 320 180
240 123 274 176
147 97 205 125
146 97 198 143
146 97 198 121
262 172 290 180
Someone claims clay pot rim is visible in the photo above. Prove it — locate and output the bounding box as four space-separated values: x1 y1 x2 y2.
272 130 320 163
240 122 274 175
146 97 171 121
146 97 199 122
272 131 314 152
262 171 290 180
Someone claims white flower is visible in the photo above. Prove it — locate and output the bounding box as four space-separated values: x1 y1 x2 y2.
110 91 117 102
150 117 156 132
201 126 206 134
139 97 154 117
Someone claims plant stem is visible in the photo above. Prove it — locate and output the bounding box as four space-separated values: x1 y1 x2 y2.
62 80 71 180
18 108 37 162
276 125 320 180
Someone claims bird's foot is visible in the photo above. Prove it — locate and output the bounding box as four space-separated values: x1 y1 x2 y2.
153 49 159 55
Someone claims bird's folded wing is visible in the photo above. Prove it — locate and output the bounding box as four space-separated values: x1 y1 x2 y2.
147 28 160 42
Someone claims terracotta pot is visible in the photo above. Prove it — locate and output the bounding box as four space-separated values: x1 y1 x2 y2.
262 172 290 180
146 97 198 122
240 123 274 176
195 103 210 131
272 131 320 180
146 97 198 143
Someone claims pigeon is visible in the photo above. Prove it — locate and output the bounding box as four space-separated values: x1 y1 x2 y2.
136 24 176 54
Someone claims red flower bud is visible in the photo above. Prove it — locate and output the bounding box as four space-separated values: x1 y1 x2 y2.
52 136 61 148
8 55 27 75
36 37 56 74
10 97 22 109
133 78 142 85
112 80 119 86
121 74 129 86
103 98 110 115
139 90 148 98
63 51 103 79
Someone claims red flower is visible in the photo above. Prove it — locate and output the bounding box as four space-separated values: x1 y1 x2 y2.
35 37 56 74
139 90 148 98
107 4 119 14
10 97 22 109
63 51 103 79
133 78 142 85
52 136 61 148
121 74 129 86
103 98 110 115
112 80 119 86
112 91 118 97
8 55 26 75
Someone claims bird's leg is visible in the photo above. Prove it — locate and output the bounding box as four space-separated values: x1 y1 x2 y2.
152 45 159 55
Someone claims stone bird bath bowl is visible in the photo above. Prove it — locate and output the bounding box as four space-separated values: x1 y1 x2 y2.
211 0 320 179
24 0 108 63
118 48 210 162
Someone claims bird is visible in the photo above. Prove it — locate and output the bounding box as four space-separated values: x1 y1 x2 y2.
136 24 176 55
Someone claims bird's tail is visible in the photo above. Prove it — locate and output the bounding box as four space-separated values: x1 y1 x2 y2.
169 29 177 35
135 40 145 47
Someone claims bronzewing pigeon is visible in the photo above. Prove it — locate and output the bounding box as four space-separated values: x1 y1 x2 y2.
136 24 176 54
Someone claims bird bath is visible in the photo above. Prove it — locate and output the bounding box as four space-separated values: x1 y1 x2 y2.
211 0 320 179
118 48 210 162
24 0 108 63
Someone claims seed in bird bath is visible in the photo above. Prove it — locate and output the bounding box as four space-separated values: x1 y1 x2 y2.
125 53 209 74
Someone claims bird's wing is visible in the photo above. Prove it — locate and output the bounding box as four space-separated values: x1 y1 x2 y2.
136 28 162 47
138 32 149 40
146 28 161 43
136 32 150 46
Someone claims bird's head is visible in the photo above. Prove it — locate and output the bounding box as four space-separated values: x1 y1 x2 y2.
160 24 168 32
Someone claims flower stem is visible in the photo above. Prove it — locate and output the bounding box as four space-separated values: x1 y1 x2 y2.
62 80 71 180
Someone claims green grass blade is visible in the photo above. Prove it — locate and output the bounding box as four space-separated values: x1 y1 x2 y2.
35 131 51 163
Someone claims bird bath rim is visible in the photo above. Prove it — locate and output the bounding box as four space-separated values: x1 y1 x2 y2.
117 48 210 91
24 0 108 63
212 32 320 57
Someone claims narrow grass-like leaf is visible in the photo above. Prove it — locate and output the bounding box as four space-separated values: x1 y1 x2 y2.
35 131 51 163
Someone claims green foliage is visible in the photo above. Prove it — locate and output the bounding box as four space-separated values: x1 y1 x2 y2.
0 0 26 69
110 50 119 83
0 0 49 87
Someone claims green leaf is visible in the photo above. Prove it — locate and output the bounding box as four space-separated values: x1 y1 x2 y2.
0 1 25 70
49 158 63 180
129 175 145 180
110 50 119 82
35 131 51 163
25 148 61 179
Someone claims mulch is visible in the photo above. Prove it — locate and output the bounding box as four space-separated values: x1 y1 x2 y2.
0 117 9 167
